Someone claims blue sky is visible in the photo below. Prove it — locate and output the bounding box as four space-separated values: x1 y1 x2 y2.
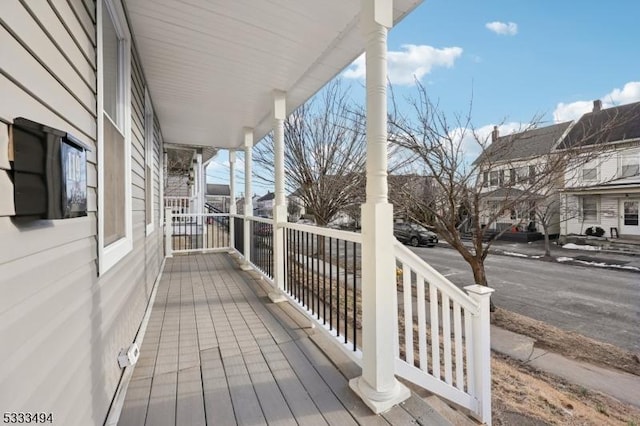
208 0 640 196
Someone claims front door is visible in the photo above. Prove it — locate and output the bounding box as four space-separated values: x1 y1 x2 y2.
620 199 640 236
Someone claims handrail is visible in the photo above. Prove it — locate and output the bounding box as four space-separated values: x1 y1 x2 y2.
394 240 479 314
172 213 229 218
246 216 274 225
283 222 363 244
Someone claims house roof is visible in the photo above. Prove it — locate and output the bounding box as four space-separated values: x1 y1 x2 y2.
206 184 230 196
562 175 640 193
474 121 572 165
257 192 275 202
558 101 640 149
126 0 423 150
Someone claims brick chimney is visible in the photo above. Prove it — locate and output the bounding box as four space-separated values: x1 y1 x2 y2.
593 99 602 112
491 125 499 142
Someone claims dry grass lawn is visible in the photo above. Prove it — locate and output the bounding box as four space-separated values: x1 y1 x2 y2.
492 308 640 376
492 353 640 425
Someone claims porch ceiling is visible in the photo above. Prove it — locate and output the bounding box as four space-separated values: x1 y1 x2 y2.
125 0 422 149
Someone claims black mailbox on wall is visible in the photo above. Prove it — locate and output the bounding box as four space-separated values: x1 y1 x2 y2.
12 118 90 219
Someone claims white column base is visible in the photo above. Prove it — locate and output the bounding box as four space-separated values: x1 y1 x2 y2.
348 376 410 414
268 290 287 303
240 262 253 271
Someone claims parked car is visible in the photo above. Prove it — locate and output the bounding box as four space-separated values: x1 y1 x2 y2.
393 222 438 247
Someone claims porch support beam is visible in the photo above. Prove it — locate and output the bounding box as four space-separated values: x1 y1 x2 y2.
349 0 410 414
269 90 287 303
228 150 237 252
241 128 253 270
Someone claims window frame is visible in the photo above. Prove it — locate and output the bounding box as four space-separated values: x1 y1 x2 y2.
582 167 598 182
145 88 155 236
581 196 599 223
619 154 639 178
97 0 132 274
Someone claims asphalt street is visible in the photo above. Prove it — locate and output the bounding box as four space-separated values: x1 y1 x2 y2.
410 246 640 353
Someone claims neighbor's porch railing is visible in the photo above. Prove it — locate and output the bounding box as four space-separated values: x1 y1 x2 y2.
163 210 492 424
164 196 197 222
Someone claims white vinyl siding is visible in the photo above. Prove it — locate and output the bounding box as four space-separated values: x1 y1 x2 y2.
145 89 155 235
0 3 164 426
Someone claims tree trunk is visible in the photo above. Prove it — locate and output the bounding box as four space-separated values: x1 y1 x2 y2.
469 257 495 311
470 257 488 286
543 224 552 258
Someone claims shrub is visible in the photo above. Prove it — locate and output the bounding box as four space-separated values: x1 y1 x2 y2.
585 226 605 237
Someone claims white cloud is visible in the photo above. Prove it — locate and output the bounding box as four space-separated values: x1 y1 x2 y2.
485 21 518 36
553 81 640 122
342 44 463 86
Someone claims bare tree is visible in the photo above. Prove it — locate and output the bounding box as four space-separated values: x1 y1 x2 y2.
388 81 629 296
254 80 413 226
254 81 367 226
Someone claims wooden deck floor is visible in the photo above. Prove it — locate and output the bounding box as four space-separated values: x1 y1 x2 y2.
117 253 451 426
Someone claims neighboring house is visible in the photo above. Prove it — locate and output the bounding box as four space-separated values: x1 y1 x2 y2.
388 174 435 220
286 189 306 221
474 121 573 235
560 101 640 239
205 183 231 213
256 191 275 217
235 194 260 215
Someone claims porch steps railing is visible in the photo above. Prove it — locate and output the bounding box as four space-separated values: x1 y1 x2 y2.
394 242 492 424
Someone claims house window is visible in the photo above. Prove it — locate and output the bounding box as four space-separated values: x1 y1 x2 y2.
620 155 639 178
99 0 132 273
145 89 155 235
489 170 502 187
528 165 536 184
581 196 599 222
516 167 529 184
582 167 598 181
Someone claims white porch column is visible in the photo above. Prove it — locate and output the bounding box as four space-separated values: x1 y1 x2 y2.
349 0 410 414
195 153 203 213
228 150 237 252
269 90 287 303
241 128 254 270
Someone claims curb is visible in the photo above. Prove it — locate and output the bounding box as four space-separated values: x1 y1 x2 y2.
436 242 640 274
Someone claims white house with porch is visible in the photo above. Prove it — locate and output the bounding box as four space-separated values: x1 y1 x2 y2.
0 1 494 425
560 101 640 239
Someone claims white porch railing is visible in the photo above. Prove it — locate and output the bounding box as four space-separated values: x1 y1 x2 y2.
163 210 492 424
164 210 230 254
394 242 493 424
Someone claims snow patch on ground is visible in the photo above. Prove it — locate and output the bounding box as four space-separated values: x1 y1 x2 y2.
503 251 529 258
556 256 640 271
503 251 542 259
562 243 600 251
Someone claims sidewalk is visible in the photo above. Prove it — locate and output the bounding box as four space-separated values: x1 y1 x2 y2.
450 239 640 272
491 326 640 408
